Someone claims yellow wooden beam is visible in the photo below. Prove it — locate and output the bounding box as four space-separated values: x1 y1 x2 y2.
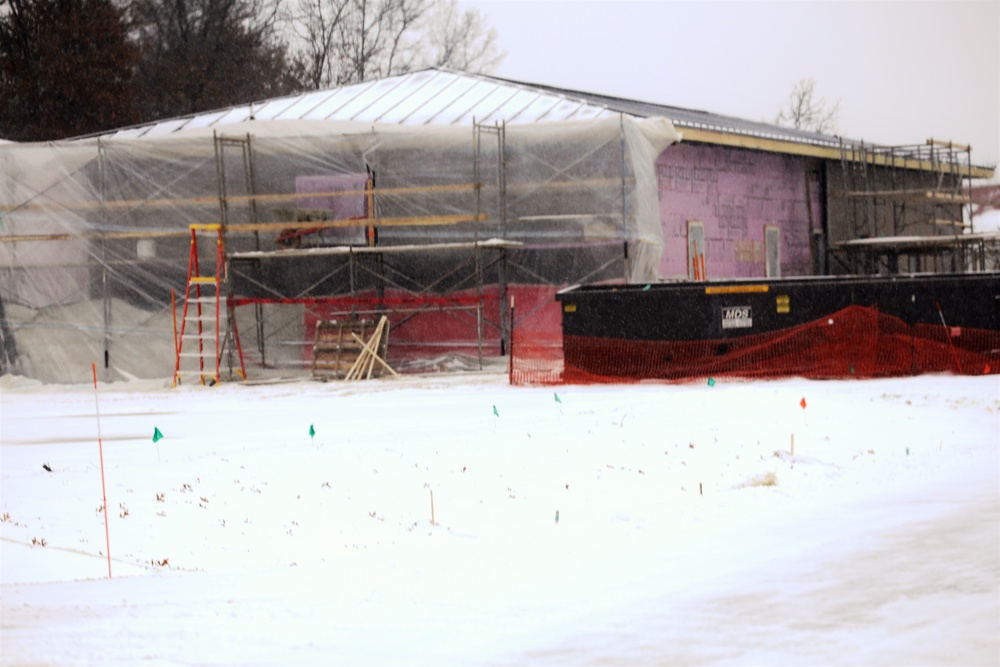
677 127 995 179
226 213 488 233
844 189 972 204
0 179 615 214
0 183 478 213
0 213 489 243
0 229 186 242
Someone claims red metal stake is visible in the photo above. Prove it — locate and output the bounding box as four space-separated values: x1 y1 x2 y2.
171 289 178 358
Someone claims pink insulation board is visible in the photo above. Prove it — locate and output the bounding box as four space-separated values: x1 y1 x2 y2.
655 143 823 279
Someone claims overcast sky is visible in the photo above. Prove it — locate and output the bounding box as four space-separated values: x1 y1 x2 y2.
459 0 1000 169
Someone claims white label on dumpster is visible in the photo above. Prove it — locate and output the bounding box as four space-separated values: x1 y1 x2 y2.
722 306 752 329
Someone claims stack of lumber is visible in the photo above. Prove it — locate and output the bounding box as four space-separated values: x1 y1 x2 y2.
344 315 397 381
311 317 395 381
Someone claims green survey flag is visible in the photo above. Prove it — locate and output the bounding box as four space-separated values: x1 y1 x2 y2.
152 427 164 443
707 377 715 387
554 392 562 403
309 424 316 438
493 405 499 417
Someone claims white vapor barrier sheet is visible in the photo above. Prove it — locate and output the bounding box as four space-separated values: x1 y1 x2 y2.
0 116 680 383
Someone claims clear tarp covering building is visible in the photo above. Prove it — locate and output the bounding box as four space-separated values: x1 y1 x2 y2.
0 116 679 383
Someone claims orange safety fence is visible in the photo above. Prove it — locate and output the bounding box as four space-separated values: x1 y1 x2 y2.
511 305 999 385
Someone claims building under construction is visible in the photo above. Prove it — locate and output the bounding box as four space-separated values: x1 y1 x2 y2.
0 68 995 384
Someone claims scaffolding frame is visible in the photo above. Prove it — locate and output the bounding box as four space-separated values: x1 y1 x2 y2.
473 120 510 354
836 138 980 274
1 114 667 383
214 133 261 378
203 119 523 376
229 240 520 372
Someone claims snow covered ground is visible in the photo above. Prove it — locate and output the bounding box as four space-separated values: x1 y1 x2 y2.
1 371 998 666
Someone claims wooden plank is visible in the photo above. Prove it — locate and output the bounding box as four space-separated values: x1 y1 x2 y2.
347 317 397 380
679 127 994 179
343 315 392 381
350 331 398 378
343 337 367 381
0 229 187 243
312 318 375 380
0 177 623 214
345 320 376 381
226 213 488 233
926 138 971 151
844 189 971 204
0 213 493 243
0 183 478 213
230 239 521 260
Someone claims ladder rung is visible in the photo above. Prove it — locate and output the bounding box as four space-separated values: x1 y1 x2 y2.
185 314 217 321
179 352 215 358
190 277 218 285
186 297 219 304
182 333 215 339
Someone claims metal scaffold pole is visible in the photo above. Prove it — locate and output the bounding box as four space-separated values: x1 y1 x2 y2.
98 140 111 382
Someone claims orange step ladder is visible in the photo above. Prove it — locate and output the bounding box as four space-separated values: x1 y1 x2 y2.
173 224 247 386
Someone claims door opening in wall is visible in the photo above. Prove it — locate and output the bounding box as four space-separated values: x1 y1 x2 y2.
765 225 781 278
687 220 706 280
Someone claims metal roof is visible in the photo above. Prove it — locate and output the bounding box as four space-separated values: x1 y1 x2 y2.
485 72 843 149
95 67 844 150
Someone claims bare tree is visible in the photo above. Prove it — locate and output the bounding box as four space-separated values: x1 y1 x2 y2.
289 0 349 89
338 0 427 84
129 0 303 121
290 0 504 90
422 0 503 73
0 0 140 141
775 78 840 134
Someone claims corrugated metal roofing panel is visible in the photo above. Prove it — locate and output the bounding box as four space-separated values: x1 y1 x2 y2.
299 85 367 120
454 81 517 125
252 95 304 121
375 70 462 123
143 118 191 136
184 110 229 130
401 75 483 124
357 70 438 122
279 89 343 120
425 78 497 124
573 104 612 121
485 89 545 123
213 105 252 126
328 75 410 120
509 93 566 123
109 127 148 139
545 97 594 121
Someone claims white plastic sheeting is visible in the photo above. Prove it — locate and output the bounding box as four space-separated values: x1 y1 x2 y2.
0 115 679 383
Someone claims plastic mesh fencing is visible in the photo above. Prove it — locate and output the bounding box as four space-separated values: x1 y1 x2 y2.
511 305 999 385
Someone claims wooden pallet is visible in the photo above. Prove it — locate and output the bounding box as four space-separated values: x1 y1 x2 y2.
311 317 393 381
